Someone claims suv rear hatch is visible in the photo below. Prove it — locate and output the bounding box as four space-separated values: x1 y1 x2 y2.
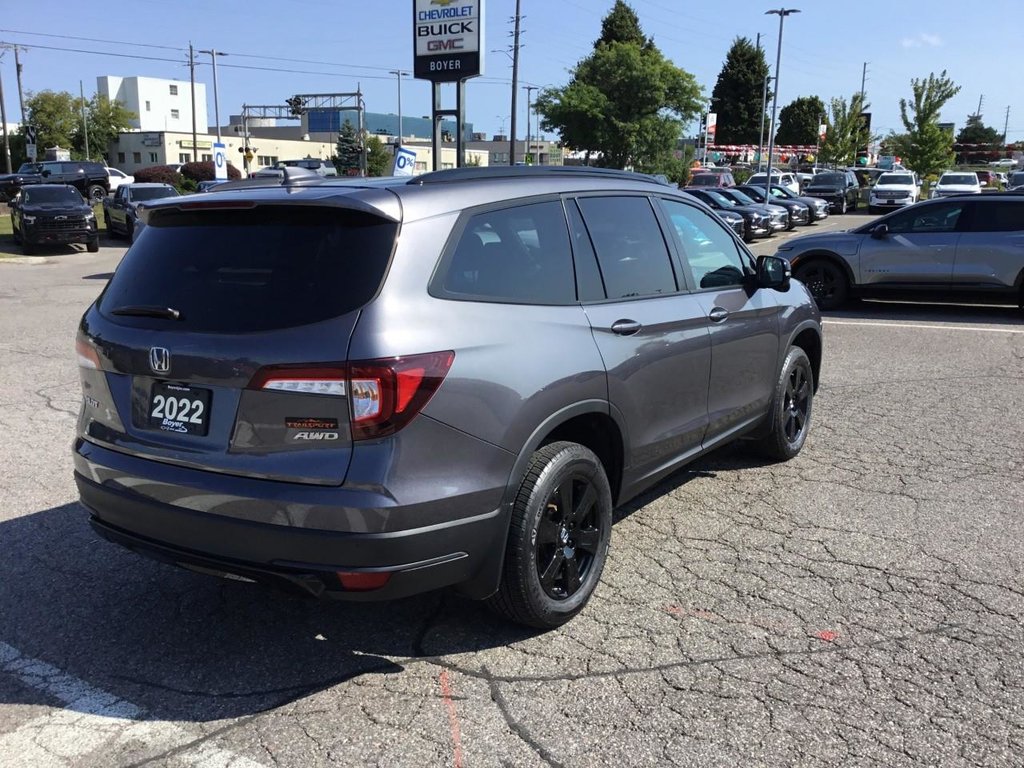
77 196 400 485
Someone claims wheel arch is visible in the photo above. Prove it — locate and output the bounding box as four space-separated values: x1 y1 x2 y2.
791 250 856 288
787 322 823 393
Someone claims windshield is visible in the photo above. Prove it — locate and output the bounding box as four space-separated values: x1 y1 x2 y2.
697 189 735 207
131 187 180 202
740 187 766 201
808 174 844 186
939 174 978 185
726 189 758 205
1010 173 1024 186
689 174 721 187
22 187 81 204
877 174 914 185
16 163 43 174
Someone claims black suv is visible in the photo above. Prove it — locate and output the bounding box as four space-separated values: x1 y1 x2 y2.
75 167 822 628
10 184 100 254
802 171 860 214
0 161 109 203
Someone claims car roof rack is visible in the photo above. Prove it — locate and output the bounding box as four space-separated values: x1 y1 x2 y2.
407 166 671 186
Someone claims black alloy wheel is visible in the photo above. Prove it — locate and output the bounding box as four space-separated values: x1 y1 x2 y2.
754 346 814 461
488 441 613 629
782 363 811 444
794 258 849 311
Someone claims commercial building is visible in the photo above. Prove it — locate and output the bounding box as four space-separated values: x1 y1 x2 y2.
97 76 208 134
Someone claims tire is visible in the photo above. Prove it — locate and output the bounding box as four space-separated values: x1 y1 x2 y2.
125 218 134 242
87 238 99 253
794 257 850 311
838 198 848 215
850 195 858 212
11 221 20 244
103 213 114 236
87 185 106 204
22 240 35 255
487 441 613 629
754 347 814 461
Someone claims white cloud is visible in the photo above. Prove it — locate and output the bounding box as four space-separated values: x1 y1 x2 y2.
901 32 943 48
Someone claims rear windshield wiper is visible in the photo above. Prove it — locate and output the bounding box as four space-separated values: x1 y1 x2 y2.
109 305 182 320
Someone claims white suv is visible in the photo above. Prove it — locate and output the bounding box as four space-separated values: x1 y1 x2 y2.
868 172 919 213
931 171 981 198
749 171 800 195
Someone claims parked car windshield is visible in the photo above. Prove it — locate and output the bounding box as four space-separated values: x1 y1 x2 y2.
697 189 737 207
689 174 721 187
16 163 44 174
22 187 81 204
1009 172 1024 187
131 187 180 202
877 173 915 185
939 174 977 185
726 189 758 205
807 174 844 186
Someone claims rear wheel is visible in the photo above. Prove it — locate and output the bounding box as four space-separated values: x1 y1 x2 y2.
754 347 814 461
87 185 106 204
794 258 849 311
87 238 99 253
487 441 613 629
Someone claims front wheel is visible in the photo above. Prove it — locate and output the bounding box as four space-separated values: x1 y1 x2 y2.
838 198 848 215
754 346 814 461
87 185 106 204
487 441 613 629
794 258 849 311
87 238 99 253
125 218 135 242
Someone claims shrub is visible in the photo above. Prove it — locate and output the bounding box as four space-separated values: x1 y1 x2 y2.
181 160 241 182
134 165 184 186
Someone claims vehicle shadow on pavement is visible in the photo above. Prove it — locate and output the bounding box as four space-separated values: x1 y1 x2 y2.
0 501 539 722
826 299 1022 326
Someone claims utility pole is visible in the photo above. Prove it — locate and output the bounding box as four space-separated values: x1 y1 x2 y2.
764 8 801 206
860 62 868 101
758 74 771 169
976 94 984 118
388 70 409 146
13 46 26 124
756 32 761 51
188 42 197 163
79 80 90 160
524 85 536 165
1003 106 1011 145
0 60 12 173
508 0 522 166
200 48 226 142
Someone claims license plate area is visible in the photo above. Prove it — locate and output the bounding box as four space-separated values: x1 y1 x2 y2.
147 382 211 436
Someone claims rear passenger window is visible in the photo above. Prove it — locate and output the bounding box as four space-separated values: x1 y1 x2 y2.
576 196 677 299
659 199 750 289
972 201 1024 232
439 201 575 304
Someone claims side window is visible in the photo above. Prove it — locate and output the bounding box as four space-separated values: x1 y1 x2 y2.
659 198 750 289
887 201 965 234
566 200 606 302
439 200 575 304
575 196 677 299
971 201 1024 232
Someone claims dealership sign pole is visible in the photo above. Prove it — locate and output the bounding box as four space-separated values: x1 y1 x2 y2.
413 0 484 170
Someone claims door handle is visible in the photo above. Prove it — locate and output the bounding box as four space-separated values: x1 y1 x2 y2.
610 319 642 336
709 307 730 323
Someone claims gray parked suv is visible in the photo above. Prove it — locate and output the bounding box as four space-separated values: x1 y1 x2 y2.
780 193 1024 310
74 167 823 628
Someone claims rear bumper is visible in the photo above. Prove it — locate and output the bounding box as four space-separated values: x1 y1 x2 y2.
77 471 507 601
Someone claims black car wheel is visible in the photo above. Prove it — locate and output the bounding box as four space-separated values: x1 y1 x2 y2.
22 240 35 255
794 258 849 311
87 238 99 253
126 218 134 242
87 185 106 204
488 441 612 629
104 213 114 235
754 346 814 461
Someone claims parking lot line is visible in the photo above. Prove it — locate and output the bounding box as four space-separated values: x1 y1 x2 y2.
824 319 1024 334
0 640 267 768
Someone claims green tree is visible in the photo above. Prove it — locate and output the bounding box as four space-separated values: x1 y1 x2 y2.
775 95 826 146
536 2 702 169
955 114 1001 146
25 90 83 155
818 92 873 167
333 119 362 175
365 135 390 176
710 37 771 145
887 71 960 179
74 95 136 162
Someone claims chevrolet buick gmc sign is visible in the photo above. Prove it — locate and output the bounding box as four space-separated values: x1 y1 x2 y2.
413 0 484 82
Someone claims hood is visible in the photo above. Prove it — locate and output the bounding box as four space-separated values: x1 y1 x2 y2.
934 183 978 191
22 202 92 215
873 183 916 191
805 183 843 192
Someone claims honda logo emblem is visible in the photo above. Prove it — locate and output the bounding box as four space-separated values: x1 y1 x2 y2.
149 347 171 374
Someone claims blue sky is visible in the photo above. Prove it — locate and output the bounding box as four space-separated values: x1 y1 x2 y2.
0 0 1019 144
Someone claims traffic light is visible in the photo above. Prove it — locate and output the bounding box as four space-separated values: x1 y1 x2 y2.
286 96 306 116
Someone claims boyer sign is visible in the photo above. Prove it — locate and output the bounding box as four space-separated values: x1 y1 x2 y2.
413 0 484 82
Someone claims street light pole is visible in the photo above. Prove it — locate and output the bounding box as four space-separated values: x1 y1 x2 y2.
764 8 800 204
388 70 409 146
199 49 227 142
758 74 771 169
523 85 536 165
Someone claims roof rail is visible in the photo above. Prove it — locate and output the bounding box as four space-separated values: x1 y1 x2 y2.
407 166 672 186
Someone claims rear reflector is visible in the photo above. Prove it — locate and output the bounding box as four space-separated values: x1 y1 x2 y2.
336 571 392 591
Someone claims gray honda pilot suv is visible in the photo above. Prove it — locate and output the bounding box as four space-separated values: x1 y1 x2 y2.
74 167 822 628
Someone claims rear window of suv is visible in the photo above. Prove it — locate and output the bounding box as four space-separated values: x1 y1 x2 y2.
99 206 397 333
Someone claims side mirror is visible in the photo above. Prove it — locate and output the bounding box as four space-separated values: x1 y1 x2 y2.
756 255 791 291
871 223 889 239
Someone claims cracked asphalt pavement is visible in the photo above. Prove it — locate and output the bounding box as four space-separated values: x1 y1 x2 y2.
0 229 1022 767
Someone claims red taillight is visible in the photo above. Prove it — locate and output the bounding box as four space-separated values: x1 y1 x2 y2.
336 571 392 591
247 351 454 441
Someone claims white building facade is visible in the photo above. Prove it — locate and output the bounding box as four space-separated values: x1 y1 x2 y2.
97 76 208 134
